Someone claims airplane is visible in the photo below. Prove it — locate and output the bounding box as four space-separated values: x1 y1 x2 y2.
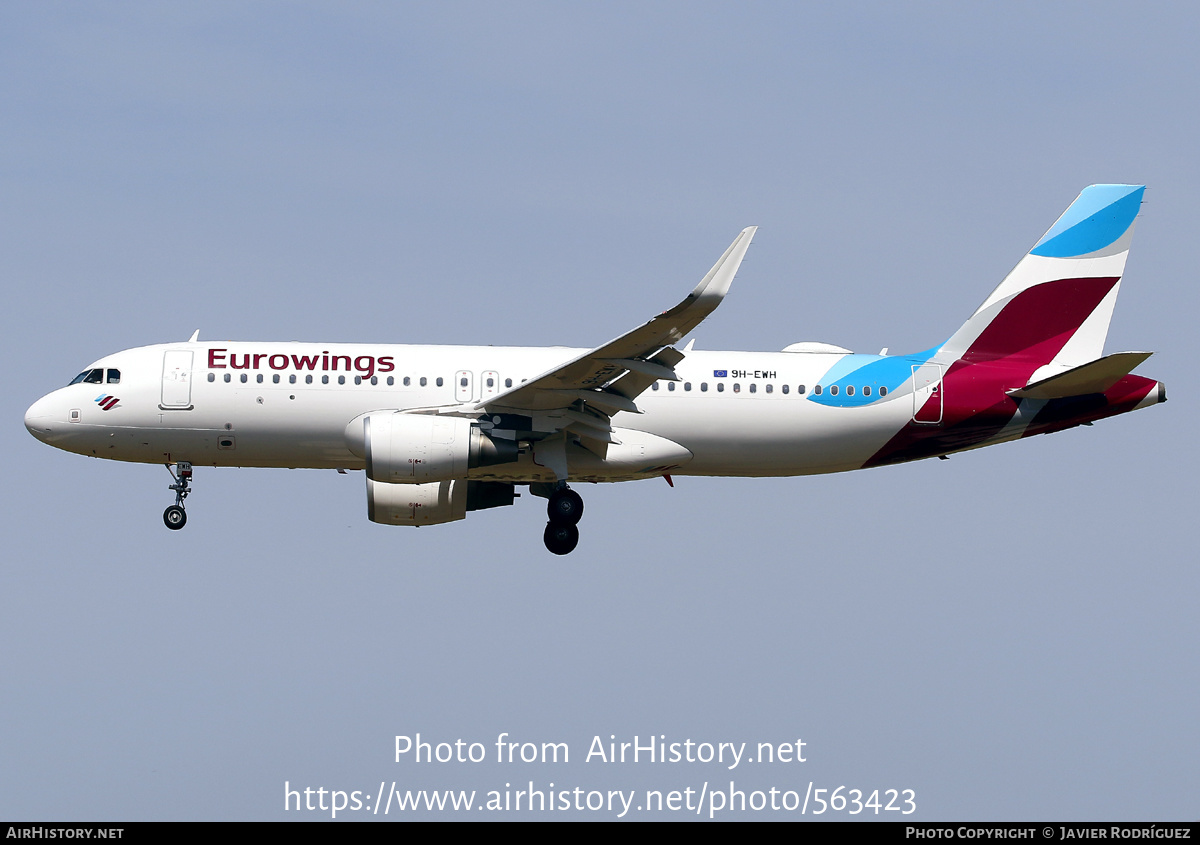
24 184 1165 555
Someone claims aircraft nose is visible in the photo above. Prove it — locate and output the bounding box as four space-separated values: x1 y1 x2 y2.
24 394 58 443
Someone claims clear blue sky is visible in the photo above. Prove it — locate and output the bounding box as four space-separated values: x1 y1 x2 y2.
2 1 1195 820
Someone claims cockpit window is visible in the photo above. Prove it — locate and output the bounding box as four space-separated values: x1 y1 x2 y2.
69 368 104 385
106 369 120 384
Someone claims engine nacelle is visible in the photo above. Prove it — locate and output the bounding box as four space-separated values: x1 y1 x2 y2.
366 479 516 526
346 412 518 484
367 478 465 525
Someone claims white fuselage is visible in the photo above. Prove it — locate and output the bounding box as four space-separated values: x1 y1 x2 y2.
25 341 922 481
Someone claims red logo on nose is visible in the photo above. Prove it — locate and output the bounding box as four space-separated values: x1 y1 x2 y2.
94 395 119 410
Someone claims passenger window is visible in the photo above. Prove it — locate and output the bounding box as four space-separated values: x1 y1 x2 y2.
668 382 675 392
273 374 281 384
717 383 725 392
846 385 854 396
460 377 468 387
652 382 659 391
879 386 888 396
207 373 215 382
338 376 346 385
766 384 773 393
684 382 692 391
354 376 362 384
798 385 806 394
749 384 756 394
420 377 427 387
322 375 329 384
371 376 378 385
257 374 264 384
386 376 393 386
240 374 248 383
814 385 822 395
830 385 839 396
733 383 740 393
701 383 708 392
289 375 297 384
306 375 313 384
436 377 444 387
106 369 121 384
224 373 231 383
486 377 494 387
863 385 871 396
403 377 411 386
505 378 513 388
782 384 789 394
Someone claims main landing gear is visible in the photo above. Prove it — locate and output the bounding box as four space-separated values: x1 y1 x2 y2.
163 461 192 530
543 484 584 555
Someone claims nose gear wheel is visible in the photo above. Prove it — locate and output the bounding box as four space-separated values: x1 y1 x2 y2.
163 461 193 531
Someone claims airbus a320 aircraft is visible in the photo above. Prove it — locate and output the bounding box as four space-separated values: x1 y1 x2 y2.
25 185 1165 554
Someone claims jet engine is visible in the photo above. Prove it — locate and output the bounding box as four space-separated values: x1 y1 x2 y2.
345 412 518 484
367 478 516 526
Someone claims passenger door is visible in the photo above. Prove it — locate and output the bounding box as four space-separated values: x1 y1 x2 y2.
161 350 194 409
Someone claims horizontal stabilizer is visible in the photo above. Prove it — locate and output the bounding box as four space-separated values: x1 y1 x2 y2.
1008 351 1153 399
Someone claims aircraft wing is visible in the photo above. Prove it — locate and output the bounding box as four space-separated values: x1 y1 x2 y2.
476 226 757 422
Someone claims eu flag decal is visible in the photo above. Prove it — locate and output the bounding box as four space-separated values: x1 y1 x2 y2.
713 370 727 378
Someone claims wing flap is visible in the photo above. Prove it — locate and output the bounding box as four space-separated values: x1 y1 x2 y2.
608 347 686 401
598 357 679 381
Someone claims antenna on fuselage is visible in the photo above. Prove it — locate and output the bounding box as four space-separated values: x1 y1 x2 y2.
188 330 199 342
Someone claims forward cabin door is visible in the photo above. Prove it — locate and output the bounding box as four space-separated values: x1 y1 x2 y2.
161 350 194 409
911 364 943 424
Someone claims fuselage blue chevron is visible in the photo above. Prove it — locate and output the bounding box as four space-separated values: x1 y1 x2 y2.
805 345 942 408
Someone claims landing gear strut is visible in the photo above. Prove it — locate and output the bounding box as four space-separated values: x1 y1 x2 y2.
543 484 583 555
163 461 192 530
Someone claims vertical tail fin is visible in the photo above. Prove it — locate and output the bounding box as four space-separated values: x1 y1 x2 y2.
935 185 1145 378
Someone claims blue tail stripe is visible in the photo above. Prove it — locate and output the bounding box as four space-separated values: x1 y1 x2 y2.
1031 184 1144 258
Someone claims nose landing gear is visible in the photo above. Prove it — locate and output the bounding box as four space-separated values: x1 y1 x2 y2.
163 461 192 530
543 484 584 555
